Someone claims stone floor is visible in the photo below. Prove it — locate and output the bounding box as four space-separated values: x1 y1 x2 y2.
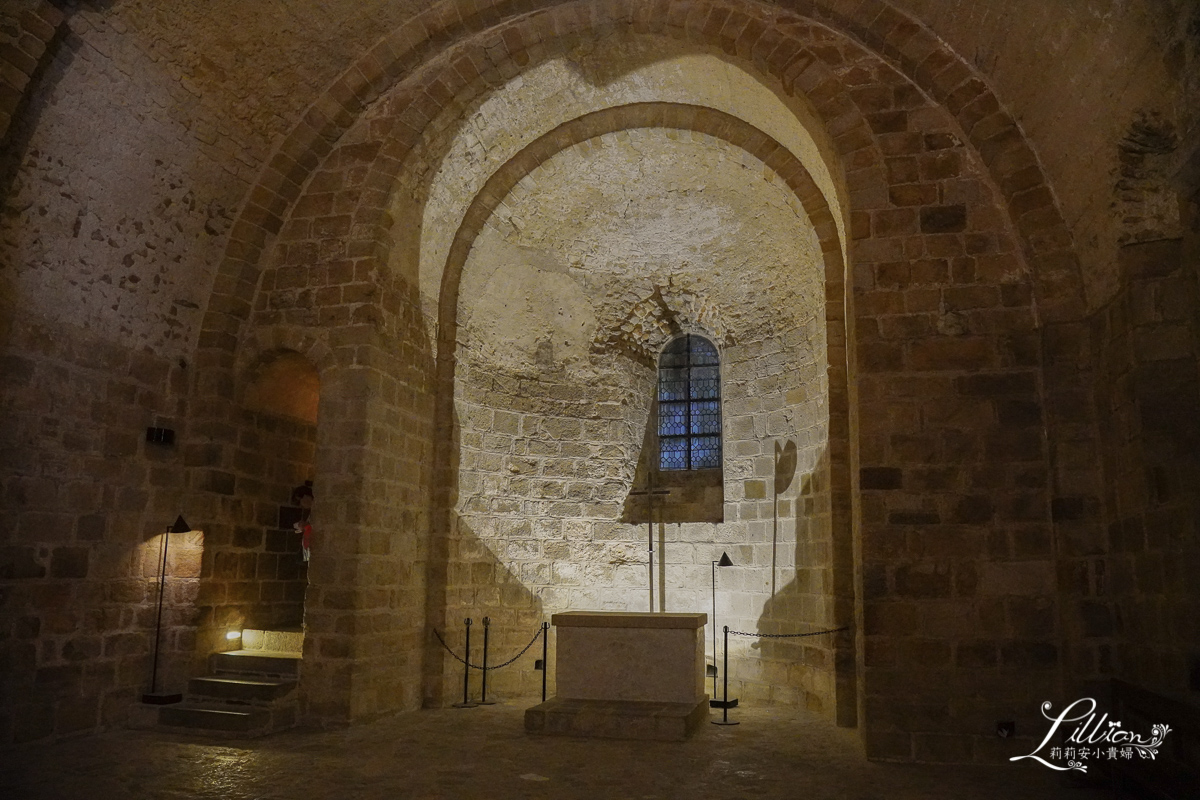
0 703 1111 800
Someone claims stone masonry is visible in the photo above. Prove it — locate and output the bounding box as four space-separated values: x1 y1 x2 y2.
0 0 1197 771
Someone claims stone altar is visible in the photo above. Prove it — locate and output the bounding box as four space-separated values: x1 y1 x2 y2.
524 611 709 741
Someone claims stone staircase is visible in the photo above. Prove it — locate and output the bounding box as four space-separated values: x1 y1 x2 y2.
156 628 303 738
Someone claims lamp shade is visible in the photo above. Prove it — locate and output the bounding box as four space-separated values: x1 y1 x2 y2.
169 515 191 534
717 552 733 567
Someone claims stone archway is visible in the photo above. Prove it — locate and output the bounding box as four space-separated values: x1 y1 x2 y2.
423 100 855 719
188 0 1087 761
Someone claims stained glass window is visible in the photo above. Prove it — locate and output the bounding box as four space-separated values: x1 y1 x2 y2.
658 334 722 470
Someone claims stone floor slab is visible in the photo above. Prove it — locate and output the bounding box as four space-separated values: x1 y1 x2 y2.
0 703 1110 800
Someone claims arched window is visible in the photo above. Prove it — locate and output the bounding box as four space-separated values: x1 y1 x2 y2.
658 334 722 470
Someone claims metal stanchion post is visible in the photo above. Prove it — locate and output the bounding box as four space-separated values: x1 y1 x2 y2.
452 618 477 708
541 621 549 702
712 625 739 725
479 617 495 705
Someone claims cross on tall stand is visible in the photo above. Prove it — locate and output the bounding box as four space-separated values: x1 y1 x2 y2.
629 469 671 612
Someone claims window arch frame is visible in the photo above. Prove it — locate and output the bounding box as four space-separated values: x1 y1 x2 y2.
656 333 723 471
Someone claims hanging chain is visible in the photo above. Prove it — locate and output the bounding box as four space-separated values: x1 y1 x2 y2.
482 624 544 670
432 624 544 670
727 625 850 639
432 627 472 667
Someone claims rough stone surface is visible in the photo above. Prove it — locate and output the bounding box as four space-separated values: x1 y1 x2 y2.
0 703 1112 798
0 0 1196 768
447 122 833 711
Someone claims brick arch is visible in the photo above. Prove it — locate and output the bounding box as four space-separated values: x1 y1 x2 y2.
236 2 897 393
0 2 66 149
423 99 859 713
182 0 1090 744
227 1 959 719
427 101 850 501
346 15 872 318
199 0 1083 374
236 325 337 382
435 102 844 331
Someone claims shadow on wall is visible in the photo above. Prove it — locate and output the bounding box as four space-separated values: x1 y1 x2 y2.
772 440 798 596
424 393 549 707
620 395 724 526
434 515 549 704
751 442 846 717
0 3 70 204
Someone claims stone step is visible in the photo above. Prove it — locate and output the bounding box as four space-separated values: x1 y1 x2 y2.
158 705 272 734
211 649 301 678
188 675 296 703
241 628 304 655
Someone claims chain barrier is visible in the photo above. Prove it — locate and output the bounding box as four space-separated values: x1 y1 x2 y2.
727 625 850 639
432 623 544 671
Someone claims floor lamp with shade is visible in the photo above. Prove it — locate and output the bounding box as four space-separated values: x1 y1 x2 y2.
709 551 734 708
141 515 191 705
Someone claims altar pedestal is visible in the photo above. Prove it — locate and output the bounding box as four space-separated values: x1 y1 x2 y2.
524 611 708 741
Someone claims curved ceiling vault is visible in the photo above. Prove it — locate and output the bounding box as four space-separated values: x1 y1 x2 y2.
405 38 851 333
201 0 1085 375
432 100 844 345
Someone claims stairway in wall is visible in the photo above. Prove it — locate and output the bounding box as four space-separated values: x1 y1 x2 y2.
157 629 303 738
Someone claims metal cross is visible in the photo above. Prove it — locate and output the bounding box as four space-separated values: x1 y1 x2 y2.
629 468 670 611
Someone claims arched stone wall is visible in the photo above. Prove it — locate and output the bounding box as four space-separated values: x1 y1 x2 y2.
196 0 1082 365
193 0 1084 759
425 101 853 717
4 0 1194 755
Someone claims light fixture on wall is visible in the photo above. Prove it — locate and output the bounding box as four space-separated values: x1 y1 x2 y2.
709 551 733 707
141 515 191 705
145 426 176 446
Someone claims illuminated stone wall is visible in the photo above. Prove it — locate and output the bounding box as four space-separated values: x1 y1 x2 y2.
0 0 1196 763
448 127 833 709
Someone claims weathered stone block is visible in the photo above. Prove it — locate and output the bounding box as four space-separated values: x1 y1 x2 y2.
999 641 1058 669
919 204 967 233
1118 238 1181 280
49 547 88 578
893 562 951 597
951 495 994 523
908 337 992 371
0 546 45 579
955 371 1036 396
860 467 903 490
913 732 974 763
890 183 938 206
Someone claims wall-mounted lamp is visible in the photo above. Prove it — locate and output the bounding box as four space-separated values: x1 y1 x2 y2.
141 515 191 705
145 426 176 446
709 551 733 707
226 630 242 641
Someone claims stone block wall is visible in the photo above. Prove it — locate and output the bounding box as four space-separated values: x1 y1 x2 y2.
294 338 433 723
243 119 439 721
1 0 1192 764
192 407 314 655
1091 227 1200 697
449 328 835 709
848 74 1065 760
438 122 836 711
0 1 62 145
0 320 195 745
